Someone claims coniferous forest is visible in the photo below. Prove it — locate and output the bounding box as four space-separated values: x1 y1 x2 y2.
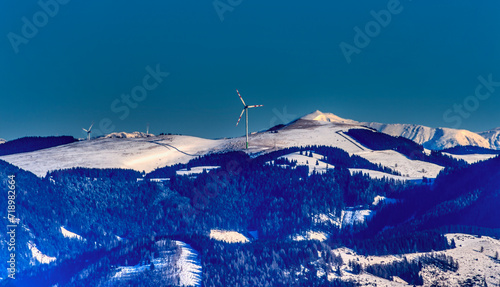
0 143 499 286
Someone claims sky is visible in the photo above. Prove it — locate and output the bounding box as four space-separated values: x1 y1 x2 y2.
1 0 500 141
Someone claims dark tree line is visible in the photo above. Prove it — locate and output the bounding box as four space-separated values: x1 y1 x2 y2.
0 136 78 156
345 129 468 168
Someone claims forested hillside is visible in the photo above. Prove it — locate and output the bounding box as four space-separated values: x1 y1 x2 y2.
1 147 499 286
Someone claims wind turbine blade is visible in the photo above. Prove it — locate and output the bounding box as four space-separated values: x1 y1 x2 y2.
236 90 246 106
88 122 94 131
247 105 264 108
236 109 245 126
82 128 88 132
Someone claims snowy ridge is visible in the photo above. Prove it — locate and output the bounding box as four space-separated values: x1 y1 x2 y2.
301 110 498 150
479 127 500 149
0 110 495 179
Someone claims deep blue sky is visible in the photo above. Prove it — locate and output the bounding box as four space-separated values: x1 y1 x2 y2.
1 0 499 140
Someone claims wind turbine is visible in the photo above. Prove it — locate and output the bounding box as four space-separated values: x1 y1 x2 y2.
235 90 263 149
82 122 94 140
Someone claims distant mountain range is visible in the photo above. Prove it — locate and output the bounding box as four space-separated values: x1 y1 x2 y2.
302 110 500 150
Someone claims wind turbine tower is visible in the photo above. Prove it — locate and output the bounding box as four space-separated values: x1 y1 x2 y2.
235 90 263 149
82 122 94 141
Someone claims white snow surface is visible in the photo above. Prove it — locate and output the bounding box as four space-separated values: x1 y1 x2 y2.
277 152 425 181
372 195 398 206
28 241 56 264
442 153 498 164
112 240 201 286
340 209 374 228
302 110 359 125
329 234 500 286
0 138 5 144
1 111 495 179
209 230 250 243
302 110 498 150
479 127 500 149
277 151 332 174
349 168 421 181
355 150 444 178
0 135 222 177
60 226 83 240
176 166 220 176
175 241 202 287
291 230 328 242
104 131 154 138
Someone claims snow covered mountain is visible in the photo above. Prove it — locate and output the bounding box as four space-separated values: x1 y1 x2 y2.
0 110 496 178
478 127 500 150
302 110 498 150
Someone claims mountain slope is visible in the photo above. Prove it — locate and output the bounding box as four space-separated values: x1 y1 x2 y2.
479 127 500 149
301 110 496 150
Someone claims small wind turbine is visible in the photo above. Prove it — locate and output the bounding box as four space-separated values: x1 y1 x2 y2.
146 123 150 135
235 90 263 149
82 122 94 140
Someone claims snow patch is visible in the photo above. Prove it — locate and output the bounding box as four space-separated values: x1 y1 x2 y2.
442 153 498 164
209 230 250 243
292 230 328 242
28 241 56 264
60 226 83 240
176 166 220 176
372 196 398 206
341 209 374 228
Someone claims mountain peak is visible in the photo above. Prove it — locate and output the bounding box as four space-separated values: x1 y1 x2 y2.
301 110 358 124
